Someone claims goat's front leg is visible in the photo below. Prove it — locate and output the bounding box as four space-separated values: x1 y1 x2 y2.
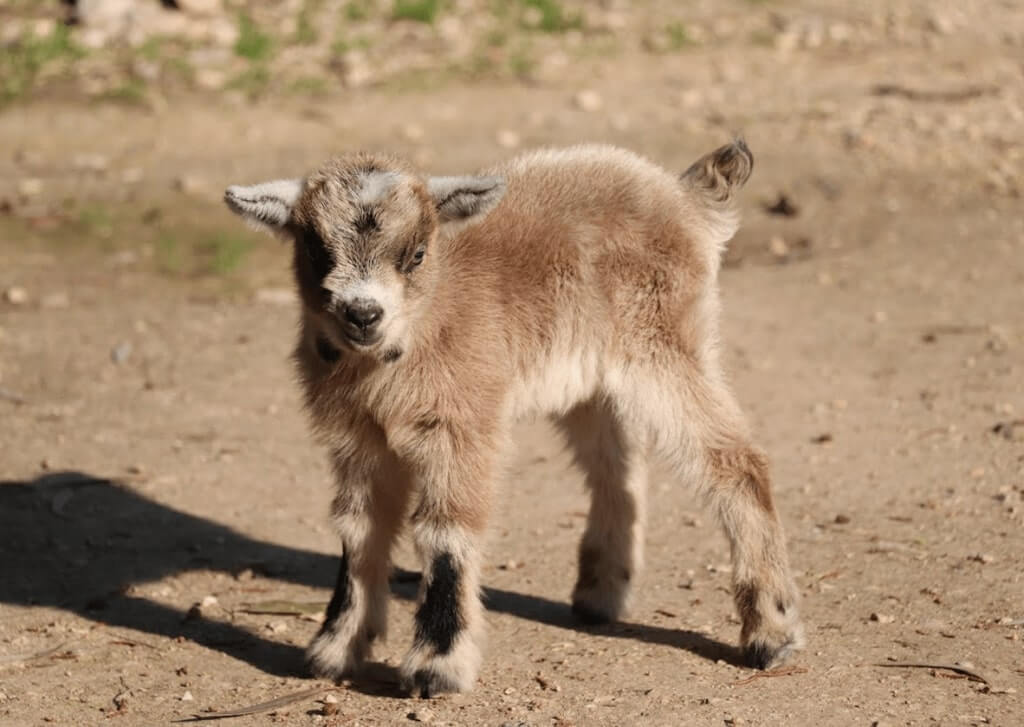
398 440 494 697
306 454 410 680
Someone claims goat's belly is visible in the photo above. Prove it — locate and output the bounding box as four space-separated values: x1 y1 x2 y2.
505 346 602 420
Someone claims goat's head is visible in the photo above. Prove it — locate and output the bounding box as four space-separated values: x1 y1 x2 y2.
224 153 505 362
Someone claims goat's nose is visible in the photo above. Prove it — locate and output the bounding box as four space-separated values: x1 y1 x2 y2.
343 299 384 329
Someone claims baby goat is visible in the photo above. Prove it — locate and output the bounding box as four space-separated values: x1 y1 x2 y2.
224 140 804 696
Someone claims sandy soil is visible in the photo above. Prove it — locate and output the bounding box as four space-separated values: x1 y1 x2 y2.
1 9 1023 726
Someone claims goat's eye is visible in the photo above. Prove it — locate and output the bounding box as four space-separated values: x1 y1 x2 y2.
403 245 426 272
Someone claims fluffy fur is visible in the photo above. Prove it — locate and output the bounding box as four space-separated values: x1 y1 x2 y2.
224 139 804 696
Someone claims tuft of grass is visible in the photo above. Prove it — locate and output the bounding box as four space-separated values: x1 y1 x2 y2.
393 0 441 24
345 0 373 21
295 0 321 44
288 75 330 96
228 66 271 99
77 204 114 237
1 24 85 105
202 233 252 275
102 79 147 105
156 234 184 274
665 22 693 50
235 14 273 61
521 0 582 33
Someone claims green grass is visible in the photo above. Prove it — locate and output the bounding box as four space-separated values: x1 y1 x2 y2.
345 0 373 21
202 233 251 275
393 0 442 24
228 66 271 99
295 0 321 44
520 0 582 33
0 24 85 105
235 14 273 61
665 22 693 50
288 76 330 96
77 204 114 237
102 79 148 105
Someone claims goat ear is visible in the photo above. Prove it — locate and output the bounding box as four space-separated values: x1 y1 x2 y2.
427 175 506 223
224 179 304 231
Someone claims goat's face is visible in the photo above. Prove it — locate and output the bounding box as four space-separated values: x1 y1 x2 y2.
224 154 505 362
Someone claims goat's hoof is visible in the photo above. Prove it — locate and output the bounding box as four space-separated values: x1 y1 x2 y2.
305 627 371 681
741 619 805 670
402 668 462 698
570 599 615 625
399 637 480 696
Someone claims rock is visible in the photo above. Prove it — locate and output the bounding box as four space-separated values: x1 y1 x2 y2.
111 341 133 364
401 123 425 142
3 287 28 305
175 174 211 198
337 50 372 89
322 694 339 704
181 690 194 702
121 168 144 185
496 129 521 149
176 0 223 16
75 0 134 32
969 553 995 564
869 613 895 624
408 708 433 722
194 69 227 90
31 18 58 40
207 17 239 47
768 236 789 258
573 89 603 112
17 178 43 198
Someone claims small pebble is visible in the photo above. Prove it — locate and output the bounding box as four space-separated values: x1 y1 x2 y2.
496 129 521 149
573 89 603 112
4 287 29 305
408 708 433 722
17 178 43 198
181 691 194 702
869 612 895 624
768 236 789 258
111 341 133 364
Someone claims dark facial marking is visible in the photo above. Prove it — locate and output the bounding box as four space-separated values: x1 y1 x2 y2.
414 553 461 654
354 207 378 235
302 228 333 282
316 335 340 363
323 550 352 626
382 347 402 364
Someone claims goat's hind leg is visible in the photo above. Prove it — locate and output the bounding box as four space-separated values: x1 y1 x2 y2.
639 371 804 668
555 398 648 624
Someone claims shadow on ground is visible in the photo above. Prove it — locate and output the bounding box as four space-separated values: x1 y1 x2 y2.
0 471 743 683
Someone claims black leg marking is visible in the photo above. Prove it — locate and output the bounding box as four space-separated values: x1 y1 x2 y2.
316 335 340 363
414 553 461 654
323 550 352 626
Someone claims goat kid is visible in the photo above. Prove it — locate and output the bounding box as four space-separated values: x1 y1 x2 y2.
224 140 805 697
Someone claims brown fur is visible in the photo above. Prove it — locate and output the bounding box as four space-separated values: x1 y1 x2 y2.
224 140 804 695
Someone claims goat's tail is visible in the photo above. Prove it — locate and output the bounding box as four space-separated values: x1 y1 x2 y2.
680 137 753 248
681 137 753 202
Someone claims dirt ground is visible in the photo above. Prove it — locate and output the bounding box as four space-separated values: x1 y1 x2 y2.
1 5 1023 726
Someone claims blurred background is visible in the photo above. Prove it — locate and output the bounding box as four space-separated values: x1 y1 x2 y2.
1 1 1022 725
